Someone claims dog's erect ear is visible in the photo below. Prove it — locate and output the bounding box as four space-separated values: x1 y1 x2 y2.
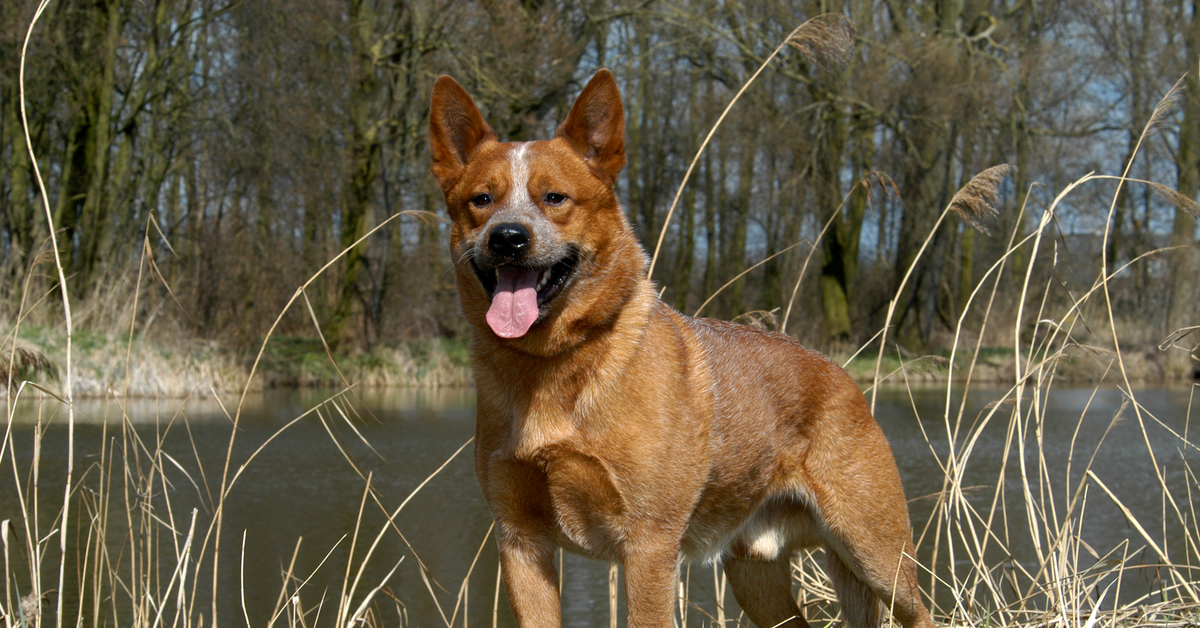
430 75 496 190
556 69 626 184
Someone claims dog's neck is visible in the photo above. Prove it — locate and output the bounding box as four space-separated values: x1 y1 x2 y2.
471 278 658 458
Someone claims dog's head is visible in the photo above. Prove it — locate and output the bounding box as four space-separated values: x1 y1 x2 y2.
430 70 648 353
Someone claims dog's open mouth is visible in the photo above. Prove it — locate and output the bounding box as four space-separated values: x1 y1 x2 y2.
473 252 577 339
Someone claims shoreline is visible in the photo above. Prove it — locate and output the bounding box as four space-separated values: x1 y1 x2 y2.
5 329 1195 401
3 329 473 400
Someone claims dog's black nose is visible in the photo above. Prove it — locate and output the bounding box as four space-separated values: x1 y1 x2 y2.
488 223 530 257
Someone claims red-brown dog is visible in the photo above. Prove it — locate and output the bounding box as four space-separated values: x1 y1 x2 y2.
429 69 936 628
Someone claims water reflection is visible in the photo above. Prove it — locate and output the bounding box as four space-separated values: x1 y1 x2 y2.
3 385 1197 626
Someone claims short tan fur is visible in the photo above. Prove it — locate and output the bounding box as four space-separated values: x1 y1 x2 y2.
429 69 936 628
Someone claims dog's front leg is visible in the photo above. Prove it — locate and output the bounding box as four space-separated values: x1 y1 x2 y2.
497 531 561 628
623 541 682 628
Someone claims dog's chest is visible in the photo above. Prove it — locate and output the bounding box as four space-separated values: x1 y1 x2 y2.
532 443 629 561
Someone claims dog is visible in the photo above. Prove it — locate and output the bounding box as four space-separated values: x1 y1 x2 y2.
429 69 936 628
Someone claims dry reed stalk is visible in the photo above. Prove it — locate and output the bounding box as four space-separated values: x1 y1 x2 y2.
312 401 448 613
692 242 802 317
268 536 349 628
330 433 473 627
333 474 375 628
492 562 502 628
937 195 1032 500
268 538 305 627
19 4 76 626
869 164 1016 413
1096 78 1186 530
897 144 1200 628
609 563 620 628
446 522 494 628
200 208 428 628
10 11 450 623
922 205 1037 617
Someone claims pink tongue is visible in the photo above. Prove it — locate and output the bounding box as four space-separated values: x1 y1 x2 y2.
486 266 541 338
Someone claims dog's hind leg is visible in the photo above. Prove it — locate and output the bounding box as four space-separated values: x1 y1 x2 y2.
822 532 933 628
807 450 936 628
724 556 810 628
826 549 885 628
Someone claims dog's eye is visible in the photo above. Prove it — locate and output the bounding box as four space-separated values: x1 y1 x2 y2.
470 193 492 207
543 193 567 205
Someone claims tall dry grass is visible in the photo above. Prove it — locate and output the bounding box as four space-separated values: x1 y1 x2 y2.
3 6 448 628
647 18 1200 626
4 10 1200 628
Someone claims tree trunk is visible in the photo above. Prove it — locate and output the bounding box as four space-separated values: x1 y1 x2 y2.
670 79 699 313
723 141 755 318
76 0 125 292
326 0 383 349
2 79 37 299
814 95 852 340
1166 1 1200 377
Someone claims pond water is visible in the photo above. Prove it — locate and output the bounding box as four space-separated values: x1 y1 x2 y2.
2 385 1197 626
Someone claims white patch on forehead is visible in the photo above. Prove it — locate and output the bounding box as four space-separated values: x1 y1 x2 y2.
508 142 535 207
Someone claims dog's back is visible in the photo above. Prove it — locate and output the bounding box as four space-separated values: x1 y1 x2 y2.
688 312 928 623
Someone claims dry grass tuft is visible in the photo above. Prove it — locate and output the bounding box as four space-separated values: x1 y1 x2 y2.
1145 76 1185 136
786 13 856 71
948 164 1015 235
1149 181 1200 218
1 342 58 388
731 309 780 331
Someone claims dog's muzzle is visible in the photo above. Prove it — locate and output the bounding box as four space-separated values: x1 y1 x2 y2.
471 223 577 339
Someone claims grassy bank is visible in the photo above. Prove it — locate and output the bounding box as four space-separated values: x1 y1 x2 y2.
2 327 472 398
5 322 1193 400
839 343 1197 387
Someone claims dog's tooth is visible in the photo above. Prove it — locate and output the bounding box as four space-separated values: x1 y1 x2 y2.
537 270 549 291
